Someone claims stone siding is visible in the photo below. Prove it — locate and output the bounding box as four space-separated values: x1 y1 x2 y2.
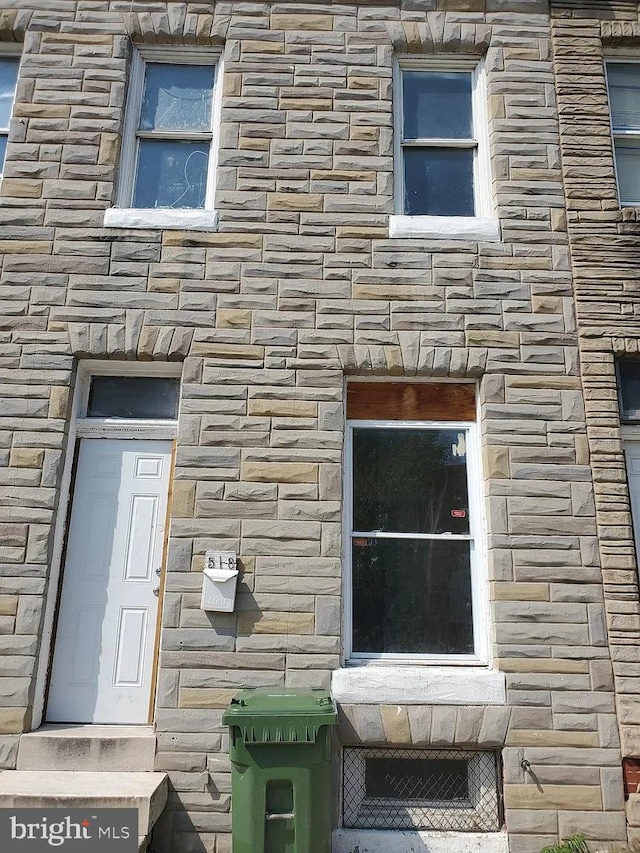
550 0 640 844
0 1 633 851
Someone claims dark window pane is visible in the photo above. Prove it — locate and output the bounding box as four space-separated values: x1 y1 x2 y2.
352 538 473 655
608 63 640 131
0 135 7 173
353 428 469 535
140 64 214 132
619 361 640 421
133 139 209 209
403 71 472 140
0 58 19 130
87 376 180 419
614 140 640 205
365 757 469 802
404 147 474 216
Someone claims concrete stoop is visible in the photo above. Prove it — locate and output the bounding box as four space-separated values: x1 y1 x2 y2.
0 726 167 850
16 725 157 772
0 770 168 847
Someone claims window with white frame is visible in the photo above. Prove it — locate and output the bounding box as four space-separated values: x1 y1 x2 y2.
0 55 19 175
395 61 490 219
607 62 640 206
116 48 219 211
342 748 501 832
345 383 485 662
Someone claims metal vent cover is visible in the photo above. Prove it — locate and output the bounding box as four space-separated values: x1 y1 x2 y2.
342 747 501 832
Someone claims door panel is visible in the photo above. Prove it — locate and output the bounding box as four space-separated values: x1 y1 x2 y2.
114 608 148 686
47 438 172 724
124 494 158 581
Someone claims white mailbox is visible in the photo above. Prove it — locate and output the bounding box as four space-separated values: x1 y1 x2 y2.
201 551 239 612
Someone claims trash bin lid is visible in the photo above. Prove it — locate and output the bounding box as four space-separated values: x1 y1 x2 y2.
222 687 338 744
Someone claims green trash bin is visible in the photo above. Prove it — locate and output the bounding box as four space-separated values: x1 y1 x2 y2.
223 687 338 853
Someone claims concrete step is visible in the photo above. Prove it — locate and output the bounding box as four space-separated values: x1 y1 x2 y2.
17 725 156 772
0 771 168 837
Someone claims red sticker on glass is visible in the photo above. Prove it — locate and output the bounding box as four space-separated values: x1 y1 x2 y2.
353 538 368 547
451 510 467 518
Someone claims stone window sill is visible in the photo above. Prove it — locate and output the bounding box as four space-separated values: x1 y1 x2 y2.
103 208 219 231
331 665 506 706
333 830 509 853
389 214 501 242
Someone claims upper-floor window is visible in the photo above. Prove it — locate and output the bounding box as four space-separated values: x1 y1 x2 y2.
0 55 19 175
399 68 475 216
344 382 486 664
129 54 217 209
391 60 497 241
618 360 640 422
111 47 220 222
606 62 640 207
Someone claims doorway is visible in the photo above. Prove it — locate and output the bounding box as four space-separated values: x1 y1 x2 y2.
44 368 180 725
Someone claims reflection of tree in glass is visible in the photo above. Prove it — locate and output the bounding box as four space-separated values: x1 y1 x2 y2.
353 429 468 535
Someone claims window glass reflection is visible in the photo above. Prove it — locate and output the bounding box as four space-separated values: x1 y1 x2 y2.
140 64 214 132
352 538 473 655
134 139 209 209
353 427 470 535
87 376 180 419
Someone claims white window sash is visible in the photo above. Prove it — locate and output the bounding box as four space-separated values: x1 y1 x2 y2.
351 532 473 541
115 45 221 211
611 131 640 206
402 139 477 148
343 417 488 665
393 57 492 220
605 58 640 207
0 49 22 176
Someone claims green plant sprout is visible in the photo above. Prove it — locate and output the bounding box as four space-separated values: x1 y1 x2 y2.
542 836 590 853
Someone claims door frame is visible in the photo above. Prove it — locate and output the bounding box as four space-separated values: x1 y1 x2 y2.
33 360 181 729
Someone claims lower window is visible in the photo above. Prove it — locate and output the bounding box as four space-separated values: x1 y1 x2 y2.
342 748 501 832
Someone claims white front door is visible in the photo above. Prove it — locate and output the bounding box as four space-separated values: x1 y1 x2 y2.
47 438 172 724
627 441 640 567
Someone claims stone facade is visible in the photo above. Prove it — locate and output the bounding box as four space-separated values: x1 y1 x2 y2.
0 0 638 851
550 0 640 845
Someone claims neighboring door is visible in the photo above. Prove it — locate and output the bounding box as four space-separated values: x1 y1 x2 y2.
47 438 172 724
627 441 640 566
